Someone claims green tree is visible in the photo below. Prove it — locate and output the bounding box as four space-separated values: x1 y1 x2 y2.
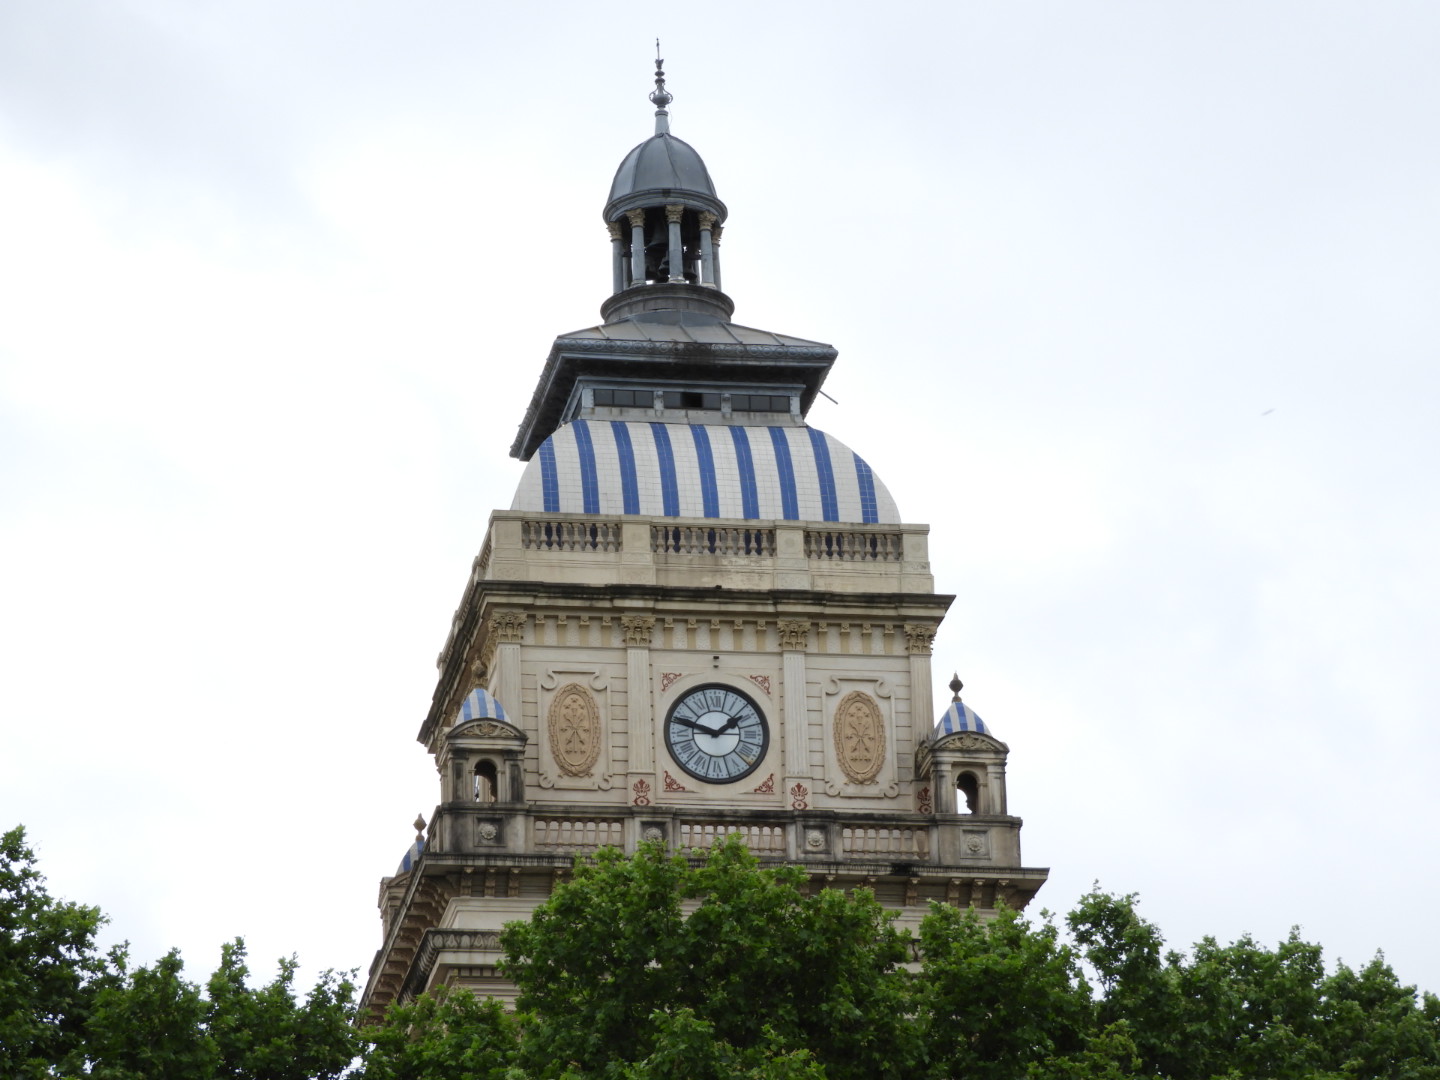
1320 953 1440 1080
361 848 1440 1080
497 837 916 1080
83 941 359 1080
915 902 1092 1080
1069 887 1440 1080
0 826 111 1078
356 984 519 1080
1 826 358 1078
85 949 217 1079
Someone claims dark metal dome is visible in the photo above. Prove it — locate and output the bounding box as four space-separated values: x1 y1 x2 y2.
604 133 723 219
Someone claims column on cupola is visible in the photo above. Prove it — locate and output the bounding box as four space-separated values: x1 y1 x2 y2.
665 205 685 282
627 209 647 285
697 212 717 287
709 222 723 291
608 220 627 292
778 620 812 807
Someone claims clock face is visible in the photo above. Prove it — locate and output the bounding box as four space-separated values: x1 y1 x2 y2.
664 684 769 784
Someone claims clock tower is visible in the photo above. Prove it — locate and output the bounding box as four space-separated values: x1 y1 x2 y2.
360 59 1048 1018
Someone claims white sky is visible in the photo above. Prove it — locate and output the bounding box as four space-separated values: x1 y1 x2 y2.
3 2 1438 997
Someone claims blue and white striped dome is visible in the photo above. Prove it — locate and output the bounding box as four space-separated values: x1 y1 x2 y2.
934 700 990 738
513 420 899 524
395 837 424 875
456 688 509 726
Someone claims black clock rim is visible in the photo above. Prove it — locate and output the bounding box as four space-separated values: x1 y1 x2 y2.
663 682 770 784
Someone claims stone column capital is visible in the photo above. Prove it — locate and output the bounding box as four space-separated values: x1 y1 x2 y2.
904 624 936 655
665 203 685 224
777 620 811 651
621 615 655 647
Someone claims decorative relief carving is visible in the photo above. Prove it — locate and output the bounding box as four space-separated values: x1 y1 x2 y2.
663 770 688 793
665 203 685 224
777 620 811 651
790 782 809 810
697 211 717 230
606 220 623 240
833 691 886 785
748 674 771 695
805 829 825 850
491 611 527 643
659 672 684 692
642 825 665 843
903 624 935 654
947 733 1001 751
963 830 990 857
632 779 651 806
916 785 933 814
621 616 655 646
476 822 498 843
625 209 646 228
547 684 601 777
751 773 775 795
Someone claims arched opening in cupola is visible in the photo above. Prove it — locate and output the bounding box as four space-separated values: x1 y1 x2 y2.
473 760 499 804
956 771 981 814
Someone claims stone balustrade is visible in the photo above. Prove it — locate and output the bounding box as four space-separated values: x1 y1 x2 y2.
475 511 935 597
432 802 1021 868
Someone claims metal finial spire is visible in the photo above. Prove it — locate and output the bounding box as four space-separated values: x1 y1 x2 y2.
649 41 672 134
949 673 964 701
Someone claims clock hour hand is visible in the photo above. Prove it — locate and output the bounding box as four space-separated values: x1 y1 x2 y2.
672 717 725 736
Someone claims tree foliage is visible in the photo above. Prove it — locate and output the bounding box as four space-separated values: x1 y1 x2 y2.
1 825 358 1078
362 840 1440 1080
11 824 1440 1080
0 825 111 1077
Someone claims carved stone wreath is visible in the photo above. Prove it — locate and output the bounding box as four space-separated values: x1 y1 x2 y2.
547 683 601 777
833 691 886 785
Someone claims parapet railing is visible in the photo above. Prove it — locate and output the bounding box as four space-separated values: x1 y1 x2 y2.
651 525 776 556
678 821 787 854
520 520 623 552
512 518 906 562
804 530 903 562
841 826 927 858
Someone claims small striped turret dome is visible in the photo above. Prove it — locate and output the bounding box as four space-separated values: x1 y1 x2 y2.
512 421 899 524
935 700 989 738
933 674 991 738
456 688 508 725
395 837 424 875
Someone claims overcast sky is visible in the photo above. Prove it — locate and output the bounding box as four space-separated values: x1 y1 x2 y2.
3 1 1438 998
